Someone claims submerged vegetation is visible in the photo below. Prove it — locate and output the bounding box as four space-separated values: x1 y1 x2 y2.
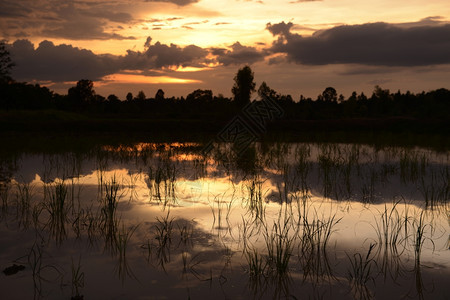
0 141 448 299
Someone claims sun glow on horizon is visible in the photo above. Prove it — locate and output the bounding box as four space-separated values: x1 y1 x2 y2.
3 0 450 97
102 74 202 85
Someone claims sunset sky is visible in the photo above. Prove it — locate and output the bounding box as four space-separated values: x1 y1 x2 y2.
1 0 450 99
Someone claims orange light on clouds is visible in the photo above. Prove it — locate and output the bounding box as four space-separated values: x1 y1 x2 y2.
101 73 202 84
162 66 212 72
173 66 211 72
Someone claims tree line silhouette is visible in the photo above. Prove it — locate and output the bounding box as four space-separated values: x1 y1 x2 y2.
1 75 449 121
0 41 449 121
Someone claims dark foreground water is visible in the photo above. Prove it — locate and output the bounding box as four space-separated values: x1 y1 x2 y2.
0 141 448 299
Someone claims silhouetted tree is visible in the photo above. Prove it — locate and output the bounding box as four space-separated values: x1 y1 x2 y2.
358 92 367 101
1 56 449 124
137 90 146 101
126 92 133 102
93 94 106 103
342 91 358 117
258 81 278 100
186 89 212 103
68 79 95 109
279 94 293 103
1 82 54 110
106 94 120 112
0 40 14 83
348 91 357 102
107 94 120 102
322 87 337 102
155 89 165 101
357 92 368 116
372 85 390 100
232 65 255 107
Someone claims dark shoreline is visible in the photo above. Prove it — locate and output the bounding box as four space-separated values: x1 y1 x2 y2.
1 110 448 133
1 110 448 153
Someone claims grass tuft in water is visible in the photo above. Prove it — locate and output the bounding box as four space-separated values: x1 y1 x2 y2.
15 181 35 229
147 209 174 270
71 256 84 300
101 176 121 252
347 243 377 300
45 181 69 243
114 224 139 283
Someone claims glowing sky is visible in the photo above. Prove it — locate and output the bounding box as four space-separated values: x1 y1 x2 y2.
1 0 450 99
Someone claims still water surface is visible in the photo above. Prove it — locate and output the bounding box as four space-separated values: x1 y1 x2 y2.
0 142 448 299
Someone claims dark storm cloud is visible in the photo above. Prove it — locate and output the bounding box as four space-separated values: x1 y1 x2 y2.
7 38 209 82
144 0 200 6
211 42 265 66
267 21 294 37
123 40 208 69
8 40 120 81
266 21 450 66
144 37 153 48
0 1 33 18
0 0 136 40
7 36 266 82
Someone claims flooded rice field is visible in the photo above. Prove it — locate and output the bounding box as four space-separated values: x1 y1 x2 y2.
0 141 449 299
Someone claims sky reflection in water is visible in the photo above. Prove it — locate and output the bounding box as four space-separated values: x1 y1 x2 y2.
0 142 449 299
